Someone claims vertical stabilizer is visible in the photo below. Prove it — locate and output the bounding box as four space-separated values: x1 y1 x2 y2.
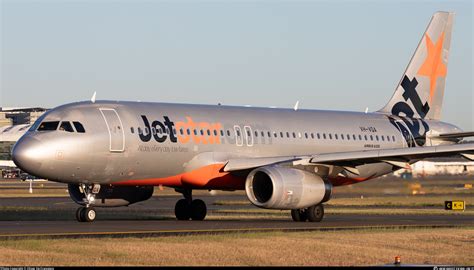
378 12 455 120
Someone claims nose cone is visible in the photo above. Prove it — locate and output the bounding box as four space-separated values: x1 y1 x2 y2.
12 136 44 176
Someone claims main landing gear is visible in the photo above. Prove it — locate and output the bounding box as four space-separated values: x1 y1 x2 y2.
291 204 324 222
76 184 99 222
174 189 207 221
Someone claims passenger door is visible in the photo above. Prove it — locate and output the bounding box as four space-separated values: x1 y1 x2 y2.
99 108 125 152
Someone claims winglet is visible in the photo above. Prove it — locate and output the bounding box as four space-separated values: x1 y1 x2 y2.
91 91 97 103
294 101 299 111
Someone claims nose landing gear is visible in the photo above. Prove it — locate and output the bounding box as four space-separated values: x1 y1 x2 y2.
76 207 96 222
291 204 324 222
75 184 99 222
174 189 207 221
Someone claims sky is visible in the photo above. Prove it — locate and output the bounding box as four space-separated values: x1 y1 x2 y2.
1 0 472 129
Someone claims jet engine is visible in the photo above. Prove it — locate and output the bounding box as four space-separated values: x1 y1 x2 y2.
245 166 332 209
68 184 154 207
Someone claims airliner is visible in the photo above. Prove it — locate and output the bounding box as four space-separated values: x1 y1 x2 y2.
12 12 474 222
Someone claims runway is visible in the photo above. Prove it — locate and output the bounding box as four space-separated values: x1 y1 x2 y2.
0 214 472 240
1 179 472 240
1 194 472 239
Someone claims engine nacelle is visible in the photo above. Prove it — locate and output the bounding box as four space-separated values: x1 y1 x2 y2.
245 166 332 209
68 184 154 207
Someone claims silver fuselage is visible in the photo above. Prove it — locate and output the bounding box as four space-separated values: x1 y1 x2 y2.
11 100 461 189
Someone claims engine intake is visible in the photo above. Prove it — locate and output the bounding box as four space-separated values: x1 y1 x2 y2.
245 166 331 209
68 184 154 207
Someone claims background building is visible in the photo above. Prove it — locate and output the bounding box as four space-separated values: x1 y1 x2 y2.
0 107 48 170
0 107 48 127
393 157 474 178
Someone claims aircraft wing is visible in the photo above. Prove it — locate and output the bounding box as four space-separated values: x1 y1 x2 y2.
309 143 474 166
223 143 474 172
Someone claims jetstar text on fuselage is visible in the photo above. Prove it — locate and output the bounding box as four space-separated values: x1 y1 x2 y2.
139 115 222 145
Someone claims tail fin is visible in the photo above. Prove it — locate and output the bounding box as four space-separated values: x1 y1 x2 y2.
378 11 455 120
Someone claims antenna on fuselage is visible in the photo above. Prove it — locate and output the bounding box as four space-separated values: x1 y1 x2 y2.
294 101 299 111
91 91 97 103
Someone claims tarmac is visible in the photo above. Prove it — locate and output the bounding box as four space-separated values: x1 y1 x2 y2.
0 179 472 239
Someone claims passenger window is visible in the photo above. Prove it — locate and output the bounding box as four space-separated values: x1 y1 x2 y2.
221 130 224 137
376 135 379 141
353 134 356 140
130 127 135 134
292 132 296 138
255 131 258 137
347 134 350 140
317 133 321 139
329 133 332 140
180 129 184 135
261 131 265 137
305 133 308 139
227 130 231 137
358 134 362 140
370 135 373 141
381 135 384 141
311 133 314 139
207 130 211 136
37 121 60 131
364 135 368 141
335 134 338 140
392 136 396 141
323 133 326 139
59 121 74 132
138 127 142 135
72 121 84 133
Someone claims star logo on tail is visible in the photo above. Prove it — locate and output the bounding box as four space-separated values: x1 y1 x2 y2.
417 32 447 103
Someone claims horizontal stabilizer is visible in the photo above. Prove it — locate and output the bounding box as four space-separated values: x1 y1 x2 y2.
430 131 474 139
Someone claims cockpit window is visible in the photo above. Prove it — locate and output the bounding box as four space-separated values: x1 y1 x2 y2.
73 122 85 133
37 121 60 131
59 121 74 132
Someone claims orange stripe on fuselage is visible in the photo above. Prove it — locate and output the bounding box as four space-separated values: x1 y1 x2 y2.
113 164 245 190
